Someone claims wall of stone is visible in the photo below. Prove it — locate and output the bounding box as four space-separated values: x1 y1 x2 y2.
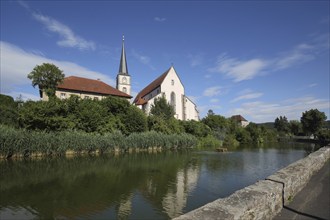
174 146 330 220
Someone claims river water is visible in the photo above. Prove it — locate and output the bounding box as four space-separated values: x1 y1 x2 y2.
0 142 315 219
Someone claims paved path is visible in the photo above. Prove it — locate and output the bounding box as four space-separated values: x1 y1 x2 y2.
274 160 330 220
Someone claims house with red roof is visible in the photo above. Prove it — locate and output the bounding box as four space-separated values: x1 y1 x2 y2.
40 36 132 101
133 66 199 121
231 115 249 127
40 76 132 101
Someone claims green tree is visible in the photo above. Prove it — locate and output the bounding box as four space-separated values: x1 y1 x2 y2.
18 99 73 131
121 105 147 135
274 116 290 134
0 94 18 127
301 109 327 135
181 120 211 137
28 63 65 98
150 95 174 120
289 120 302 135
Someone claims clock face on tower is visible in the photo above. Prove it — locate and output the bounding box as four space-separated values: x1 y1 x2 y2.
122 77 127 84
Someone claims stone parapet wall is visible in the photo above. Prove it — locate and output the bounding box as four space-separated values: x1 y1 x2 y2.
174 146 330 220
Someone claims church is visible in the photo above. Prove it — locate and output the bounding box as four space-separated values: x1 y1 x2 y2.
42 36 199 121
133 67 199 121
115 37 199 121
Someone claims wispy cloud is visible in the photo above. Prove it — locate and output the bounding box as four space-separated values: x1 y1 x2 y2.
0 41 114 93
187 53 204 67
154 17 166 22
229 96 329 123
231 89 263 103
131 49 155 70
209 35 329 82
209 54 269 82
203 86 223 97
32 13 96 51
210 98 219 103
18 1 95 51
274 43 315 70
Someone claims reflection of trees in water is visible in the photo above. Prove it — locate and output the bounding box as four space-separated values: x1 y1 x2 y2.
0 151 198 219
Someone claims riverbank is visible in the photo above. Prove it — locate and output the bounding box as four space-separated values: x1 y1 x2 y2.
0 125 197 160
174 145 330 220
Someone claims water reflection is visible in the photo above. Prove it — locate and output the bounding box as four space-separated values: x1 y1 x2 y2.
0 143 315 219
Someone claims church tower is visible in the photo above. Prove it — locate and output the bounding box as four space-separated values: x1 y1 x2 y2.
116 35 131 95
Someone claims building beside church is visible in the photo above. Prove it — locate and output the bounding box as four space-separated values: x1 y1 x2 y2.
40 36 132 101
231 115 249 127
40 76 132 101
133 66 199 121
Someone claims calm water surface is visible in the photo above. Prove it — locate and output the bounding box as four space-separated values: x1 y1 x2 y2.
0 142 316 219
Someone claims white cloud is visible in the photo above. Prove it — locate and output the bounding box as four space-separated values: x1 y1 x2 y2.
203 86 223 97
209 35 328 82
210 98 219 103
32 12 95 51
229 96 329 123
154 17 166 22
308 83 318 88
209 54 269 82
131 49 155 70
188 54 204 67
231 90 263 103
0 41 114 93
274 43 315 70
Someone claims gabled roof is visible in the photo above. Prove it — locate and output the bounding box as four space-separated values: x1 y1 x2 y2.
57 76 132 98
133 67 172 104
231 115 248 122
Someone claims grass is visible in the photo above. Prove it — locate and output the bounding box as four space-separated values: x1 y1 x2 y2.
0 125 197 158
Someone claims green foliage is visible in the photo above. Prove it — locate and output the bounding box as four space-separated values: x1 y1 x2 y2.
0 94 18 127
316 129 330 145
234 127 252 144
274 116 290 134
121 105 148 135
301 109 327 135
197 135 222 149
150 95 175 120
0 125 197 157
223 134 240 148
245 123 264 143
202 112 228 131
18 99 73 131
27 63 65 98
289 120 302 135
181 120 211 137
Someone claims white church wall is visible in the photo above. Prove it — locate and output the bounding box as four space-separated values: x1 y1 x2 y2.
160 68 185 120
184 96 199 121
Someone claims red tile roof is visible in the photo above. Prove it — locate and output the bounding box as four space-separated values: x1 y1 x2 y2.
133 67 171 105
231 115 248 122
57 76 132 98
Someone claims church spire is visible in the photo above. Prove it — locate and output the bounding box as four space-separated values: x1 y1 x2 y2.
118 35 129 75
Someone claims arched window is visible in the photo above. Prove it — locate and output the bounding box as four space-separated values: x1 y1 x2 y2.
170 92 176 113
123 87 127 93
171 79 174 85
122 77 127 84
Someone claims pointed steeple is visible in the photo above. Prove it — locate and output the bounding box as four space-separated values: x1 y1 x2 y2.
118 35 129 75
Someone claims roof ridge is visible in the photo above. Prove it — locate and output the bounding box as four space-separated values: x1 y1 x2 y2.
133 67 172 103
57 75 132 98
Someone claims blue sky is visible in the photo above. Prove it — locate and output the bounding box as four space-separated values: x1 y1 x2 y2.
1 0 329 123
